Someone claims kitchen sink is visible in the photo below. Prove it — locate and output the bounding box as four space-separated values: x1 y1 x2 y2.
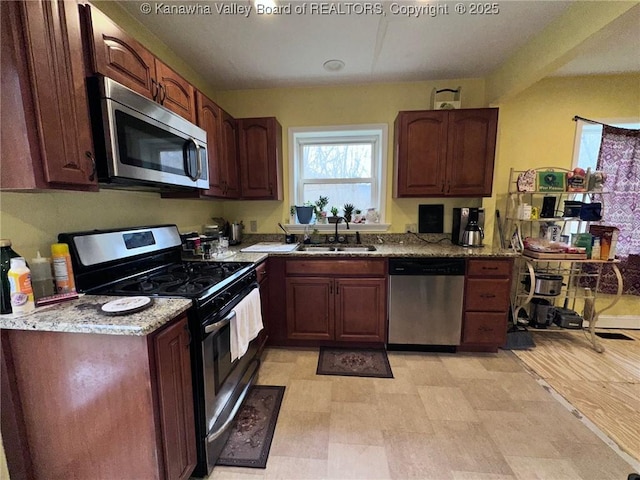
335 245 377 252
296 245 336 252
295 244 377 253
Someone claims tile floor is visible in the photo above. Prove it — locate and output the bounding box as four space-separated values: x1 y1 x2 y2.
205 348 637 480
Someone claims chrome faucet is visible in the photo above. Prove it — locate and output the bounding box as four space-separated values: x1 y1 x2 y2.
334 216 350 243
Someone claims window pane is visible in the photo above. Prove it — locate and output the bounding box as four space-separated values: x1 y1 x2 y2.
303 144 372 179
303 183 372 212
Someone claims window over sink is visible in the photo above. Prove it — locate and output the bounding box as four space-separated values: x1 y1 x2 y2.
289 124 388 227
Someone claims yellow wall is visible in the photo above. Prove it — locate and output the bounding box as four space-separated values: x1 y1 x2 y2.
216 79 486 233
0 190 223 261
484 73 640 243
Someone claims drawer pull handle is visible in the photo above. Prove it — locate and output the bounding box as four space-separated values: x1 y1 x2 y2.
482 267 499 270
480 294 496 298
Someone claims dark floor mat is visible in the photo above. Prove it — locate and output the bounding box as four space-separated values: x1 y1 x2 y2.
216 385 285 469
316 347 393 378
595 332 635 340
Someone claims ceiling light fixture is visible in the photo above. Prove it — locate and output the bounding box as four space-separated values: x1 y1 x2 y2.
323 59 345 72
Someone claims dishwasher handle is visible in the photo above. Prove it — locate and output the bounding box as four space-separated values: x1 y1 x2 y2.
389 258 465 275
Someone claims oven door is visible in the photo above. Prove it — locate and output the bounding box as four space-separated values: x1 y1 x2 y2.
198 298 261 475
97 77 208 189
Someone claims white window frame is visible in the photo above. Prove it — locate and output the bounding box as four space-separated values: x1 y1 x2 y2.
572 117 640 170
288 124 389 232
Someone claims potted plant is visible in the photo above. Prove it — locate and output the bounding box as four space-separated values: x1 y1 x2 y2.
343 203 354 222
328 206 342 224
295 203 314 224
314 195 329 223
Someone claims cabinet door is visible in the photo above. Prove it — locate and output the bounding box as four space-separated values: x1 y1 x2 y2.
84 4 156 100
196 92 225 197
1 0 97 189
238 117 283 200
286 278 333 341
153 316 196 480
155 60 196 123
445 109 498 197
394 111 448 197
256 261 269 344
220 110 241 197
335 278 386 343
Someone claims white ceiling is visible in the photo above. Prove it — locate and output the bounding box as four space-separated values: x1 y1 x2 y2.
118 1 640 91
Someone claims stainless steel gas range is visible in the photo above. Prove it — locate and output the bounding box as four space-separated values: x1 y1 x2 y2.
59 225 264 477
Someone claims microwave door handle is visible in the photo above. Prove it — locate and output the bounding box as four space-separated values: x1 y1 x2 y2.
184 138 201 181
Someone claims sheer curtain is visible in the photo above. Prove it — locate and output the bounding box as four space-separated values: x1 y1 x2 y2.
594 125 640 295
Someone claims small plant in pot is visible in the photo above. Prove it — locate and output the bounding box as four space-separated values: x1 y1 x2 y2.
343 203 354 222
328 206 342 224
295 203 314 224
314 195 329 223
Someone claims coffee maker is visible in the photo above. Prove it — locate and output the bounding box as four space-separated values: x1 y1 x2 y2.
452 208 485 247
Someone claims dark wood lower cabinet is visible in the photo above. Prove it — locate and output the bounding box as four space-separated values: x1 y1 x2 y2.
459 258 513 352
281 259 387 346
0 315 196 480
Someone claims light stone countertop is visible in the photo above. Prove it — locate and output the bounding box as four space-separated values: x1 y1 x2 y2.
0 295 192 336
1 239 515 337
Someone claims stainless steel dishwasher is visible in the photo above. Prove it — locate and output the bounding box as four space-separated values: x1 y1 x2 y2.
388 258 465 348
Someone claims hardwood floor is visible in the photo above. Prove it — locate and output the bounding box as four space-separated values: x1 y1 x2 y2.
205 346 639 479
513 328 640 464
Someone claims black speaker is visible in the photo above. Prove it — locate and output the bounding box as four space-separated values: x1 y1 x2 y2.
418 204 444 233
540 196 557 218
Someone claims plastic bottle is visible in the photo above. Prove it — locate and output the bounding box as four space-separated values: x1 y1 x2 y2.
1 239 22 314
8 257 35 314
51 243 76 294
30 251 55 300
591 238 601 260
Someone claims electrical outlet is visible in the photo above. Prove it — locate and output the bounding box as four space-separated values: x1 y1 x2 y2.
249 220 257 232
405 223 417 233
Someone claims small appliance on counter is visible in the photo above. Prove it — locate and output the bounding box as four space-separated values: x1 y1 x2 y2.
204 218 228 239
452 208 485 247
229 221 244 245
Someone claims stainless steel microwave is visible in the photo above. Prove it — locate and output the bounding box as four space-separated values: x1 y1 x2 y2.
88 76 208 190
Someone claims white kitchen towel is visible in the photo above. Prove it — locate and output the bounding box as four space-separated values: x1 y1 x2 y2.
230 288 263 362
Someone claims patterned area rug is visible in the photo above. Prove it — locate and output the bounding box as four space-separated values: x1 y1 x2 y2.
316 347 394 378
216 385 285 469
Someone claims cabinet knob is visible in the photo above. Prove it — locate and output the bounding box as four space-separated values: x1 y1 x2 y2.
86 151 96 182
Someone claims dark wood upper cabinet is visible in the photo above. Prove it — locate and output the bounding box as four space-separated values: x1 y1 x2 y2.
220 110 241 198
84 4 196 122
155 60 196 123
394 108 498 198
238 117 283 200
1 0 97 190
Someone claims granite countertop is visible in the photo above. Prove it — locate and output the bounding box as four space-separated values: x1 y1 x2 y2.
0 295 192 336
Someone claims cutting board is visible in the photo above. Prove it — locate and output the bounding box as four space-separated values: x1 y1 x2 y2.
240 242 299 253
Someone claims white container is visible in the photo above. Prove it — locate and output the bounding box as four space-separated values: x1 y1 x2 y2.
8 257 35 314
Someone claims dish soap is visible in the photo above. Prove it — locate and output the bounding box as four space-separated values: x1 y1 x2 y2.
8 257 35 314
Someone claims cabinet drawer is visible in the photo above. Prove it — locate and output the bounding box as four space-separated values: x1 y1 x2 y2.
467 259 512 277
465 278 510 311
463 312 507 345
286 259 386 277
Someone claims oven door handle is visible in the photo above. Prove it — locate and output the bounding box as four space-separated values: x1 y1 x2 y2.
204 310 236 334
206 359 260 443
